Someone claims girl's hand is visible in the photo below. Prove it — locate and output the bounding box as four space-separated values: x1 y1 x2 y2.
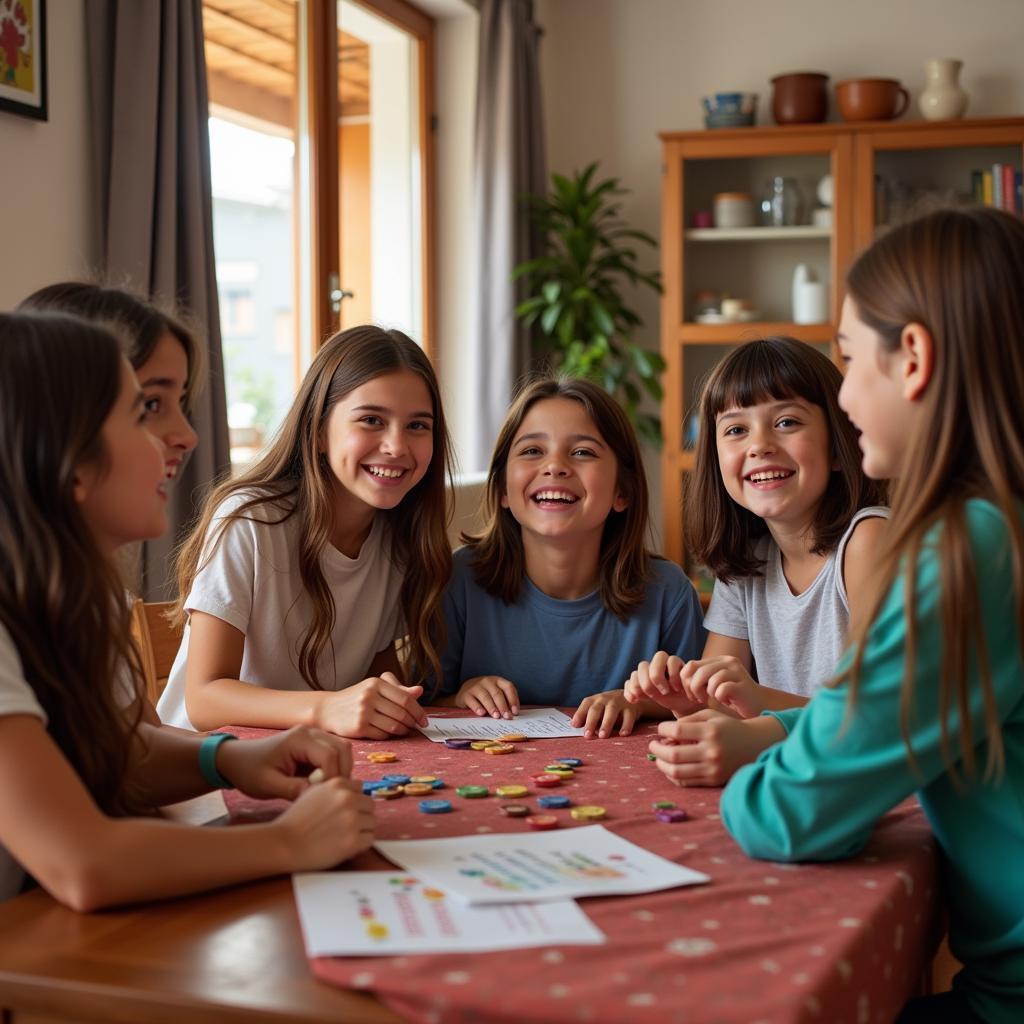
571 690 640 738
679 656 763 718
217 725 352 801
648 710 785 787
275 777 375 870
625 651 704 717
318 673 428 739
454 676 520 719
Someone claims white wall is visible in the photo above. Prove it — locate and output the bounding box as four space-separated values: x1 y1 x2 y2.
0 0 97 308
535 0 1024 544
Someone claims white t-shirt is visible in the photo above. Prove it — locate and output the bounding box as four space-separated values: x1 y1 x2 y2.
0 622 47 902
703 506 889 697
157 491 405 729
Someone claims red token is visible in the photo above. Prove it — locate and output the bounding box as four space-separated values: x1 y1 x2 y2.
526 814 559 830
531 773 562 788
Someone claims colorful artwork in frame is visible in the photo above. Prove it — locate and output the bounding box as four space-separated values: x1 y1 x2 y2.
0 0 46 121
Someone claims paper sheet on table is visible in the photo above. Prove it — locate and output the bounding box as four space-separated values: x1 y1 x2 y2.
419 707 585 742
376 825 710 905
292 872 605 956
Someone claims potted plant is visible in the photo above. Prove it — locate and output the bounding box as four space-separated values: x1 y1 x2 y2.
513 162 665 446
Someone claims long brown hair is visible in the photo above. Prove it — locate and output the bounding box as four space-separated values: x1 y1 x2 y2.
0 312 147 815
465 375 652 620
173 326 453 687
841 207 1024 782
686 336 885 582
18 281 203 411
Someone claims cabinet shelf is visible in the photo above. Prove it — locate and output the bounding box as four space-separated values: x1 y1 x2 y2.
685 226 831 242
678 322 833 343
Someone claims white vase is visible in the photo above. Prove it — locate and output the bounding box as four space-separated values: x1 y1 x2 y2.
919 59 968 121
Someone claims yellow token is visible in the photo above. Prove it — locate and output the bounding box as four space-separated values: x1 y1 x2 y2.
470 740 498 751
570 805 607 821
373 786 404 800
401 783 434 797
367 752 398 763
495 784 529 798
485 743 515 755
497 733 528 743
410 775 437 784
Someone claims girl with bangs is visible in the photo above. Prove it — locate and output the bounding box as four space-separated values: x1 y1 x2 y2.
717 207 1024 1024
437 376 705 738
157 326 453 740
627 337 887 780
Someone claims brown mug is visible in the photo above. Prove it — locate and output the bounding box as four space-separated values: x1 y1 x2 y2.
835 78 910 121
771 72 829 124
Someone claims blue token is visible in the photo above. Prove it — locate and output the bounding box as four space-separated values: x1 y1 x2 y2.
419 799 452 814
382 774 411 785
538 794 571 809
554 757 582 767
430 778 446 789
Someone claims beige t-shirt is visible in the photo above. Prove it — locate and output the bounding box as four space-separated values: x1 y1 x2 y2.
0 622 47 902
157 492 405 729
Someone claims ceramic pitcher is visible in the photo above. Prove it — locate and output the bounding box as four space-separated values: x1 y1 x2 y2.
919 59 968 121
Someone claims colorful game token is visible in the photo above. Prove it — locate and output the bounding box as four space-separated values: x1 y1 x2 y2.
531 773 562 788
653 800 676 810
430 779 446 789
570 805 607 821
361 779 391 794
419 799 453 814
410 775 438 784
499 803 531 817
445 738 472 749
655 808 689 823
495 784 529 798
538 794 571 809
647 753 657 762
470 740 498 751
382 774 411 785
497 733 528 743
543 765 574 777
373 786 403 800
368 751 398 763
526 814 560 831
554 757 582 767
401 782 434 797
485 743 515 755
456 785 490 799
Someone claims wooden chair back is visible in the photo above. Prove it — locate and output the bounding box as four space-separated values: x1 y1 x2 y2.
130 599 183 704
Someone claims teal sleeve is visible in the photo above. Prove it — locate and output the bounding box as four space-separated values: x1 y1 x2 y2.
763 708 803 734
721 501 1021 863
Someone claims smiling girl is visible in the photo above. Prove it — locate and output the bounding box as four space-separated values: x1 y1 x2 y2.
627 337 886 782
437 376 705 738
156 326 453 739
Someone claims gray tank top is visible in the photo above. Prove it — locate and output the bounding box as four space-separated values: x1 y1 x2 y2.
702 506 889 697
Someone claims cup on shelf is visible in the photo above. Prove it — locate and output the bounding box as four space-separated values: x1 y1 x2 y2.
812 208 833 228
792 264 828 323
713 192 754 228
692 210 714 228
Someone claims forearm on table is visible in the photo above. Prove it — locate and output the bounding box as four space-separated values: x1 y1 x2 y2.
186 677 325 731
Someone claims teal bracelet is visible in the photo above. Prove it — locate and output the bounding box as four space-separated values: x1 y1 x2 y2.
199 732 237 789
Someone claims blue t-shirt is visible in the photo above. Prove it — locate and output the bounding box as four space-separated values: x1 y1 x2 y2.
438 547 706 707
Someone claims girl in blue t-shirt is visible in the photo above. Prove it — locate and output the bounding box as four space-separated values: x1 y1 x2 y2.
437 376 705 738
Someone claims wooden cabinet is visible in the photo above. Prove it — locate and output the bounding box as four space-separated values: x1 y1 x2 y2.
659 116 1024 575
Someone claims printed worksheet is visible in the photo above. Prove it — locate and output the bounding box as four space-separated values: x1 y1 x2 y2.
419 707 585 742
292 872 605 956
375 825 710 905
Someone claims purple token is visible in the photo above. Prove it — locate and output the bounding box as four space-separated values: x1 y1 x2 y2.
444 738 472 749
655 808 689 823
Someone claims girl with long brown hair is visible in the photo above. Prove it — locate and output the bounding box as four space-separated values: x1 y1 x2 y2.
0 312 373 910
436 376 704 738
158 326 453 739
715 208 1024 1024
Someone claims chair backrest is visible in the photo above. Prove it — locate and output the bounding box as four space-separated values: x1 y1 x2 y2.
130 599 182 704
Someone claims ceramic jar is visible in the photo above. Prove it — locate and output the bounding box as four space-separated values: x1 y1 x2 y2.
771 72 829 124
760 177 804 227
919 59 968 120
713 192 754 229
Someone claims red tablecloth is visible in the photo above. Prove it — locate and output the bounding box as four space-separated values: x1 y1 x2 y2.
227 713 940 1024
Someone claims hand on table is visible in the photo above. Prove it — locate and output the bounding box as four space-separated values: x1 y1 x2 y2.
317 673 428 739
453 676 520 719
625 651 705 718
217 725 352 801
648 710 785 787
571 689 640 738
275 776 375 869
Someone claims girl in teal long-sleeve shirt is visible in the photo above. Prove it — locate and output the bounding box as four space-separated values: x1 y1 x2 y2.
697 208 1024 1023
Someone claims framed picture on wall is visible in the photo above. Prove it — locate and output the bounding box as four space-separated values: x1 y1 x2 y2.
0 0 47 121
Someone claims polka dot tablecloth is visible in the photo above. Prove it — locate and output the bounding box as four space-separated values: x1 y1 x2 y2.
226 713 941 1024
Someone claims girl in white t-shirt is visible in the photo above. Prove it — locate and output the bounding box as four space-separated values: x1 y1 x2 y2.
0 312 373 909
626 337 887 783
159 326 453 739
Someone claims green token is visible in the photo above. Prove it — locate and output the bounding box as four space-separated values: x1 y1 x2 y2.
456 785 490 798
647 753 657 761
653 800 676 810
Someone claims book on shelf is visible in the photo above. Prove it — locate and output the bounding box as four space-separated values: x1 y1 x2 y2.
972 164 1022 214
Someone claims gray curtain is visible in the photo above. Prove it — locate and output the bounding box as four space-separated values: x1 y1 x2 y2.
469 0 546 471
86 0 230 600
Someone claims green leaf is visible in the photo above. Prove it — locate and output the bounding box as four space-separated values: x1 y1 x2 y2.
542 281 562 304
540 302 564 335
592 304 615 337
